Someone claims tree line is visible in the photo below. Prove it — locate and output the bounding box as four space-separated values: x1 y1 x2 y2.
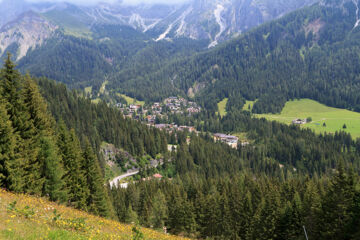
111 163 360 239
0 54 113 217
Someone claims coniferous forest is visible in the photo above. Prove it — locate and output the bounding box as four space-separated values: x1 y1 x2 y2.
1 1 360 239
0 54 114 217
1 53 360 239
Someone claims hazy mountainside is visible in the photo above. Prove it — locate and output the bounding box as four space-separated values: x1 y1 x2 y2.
0 11 58 61
110 0 360 113
17 27 206 92
0 0 317 91
4 0 360 113
55 0 316 45
0 0 316 54
146 0 317 47
0 0 30 27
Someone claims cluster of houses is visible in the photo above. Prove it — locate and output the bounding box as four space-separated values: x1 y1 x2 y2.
116 96 201 124
116 103 143 118
115 97 253 150
163 97 201 115
153 123 197 134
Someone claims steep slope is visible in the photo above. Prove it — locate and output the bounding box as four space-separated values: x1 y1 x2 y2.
0 189 186 240
0 0 318 91
111 0 360 113
17 27 206 94
0 11 57 60
147 0 317 47
0 0 317 49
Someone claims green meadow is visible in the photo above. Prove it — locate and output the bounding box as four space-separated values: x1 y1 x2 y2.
255 99 360 138
84 86 92 96
99 80 108 95
217 98 228 117
117 93 145 106
243 100 256 111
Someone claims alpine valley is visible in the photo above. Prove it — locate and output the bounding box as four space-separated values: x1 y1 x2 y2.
0 0 360 239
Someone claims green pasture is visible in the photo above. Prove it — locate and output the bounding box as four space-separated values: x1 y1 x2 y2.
255 99 360 138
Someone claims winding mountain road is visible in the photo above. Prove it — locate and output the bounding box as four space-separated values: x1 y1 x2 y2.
109 170 139 188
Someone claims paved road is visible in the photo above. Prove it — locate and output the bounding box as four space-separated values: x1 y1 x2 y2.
109 170 139 188
109 158 164 188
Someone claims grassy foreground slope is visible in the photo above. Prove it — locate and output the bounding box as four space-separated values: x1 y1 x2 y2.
0 189 187 240
256 99 360 138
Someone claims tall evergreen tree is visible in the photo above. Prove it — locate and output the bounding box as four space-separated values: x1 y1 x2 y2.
149 189 168 229
39 136 67 202
125 204 138 224
321 162 356 239
0 53 33 139
57 123 88 209
82 139 110 217
23 73 52 133
0 100 16 188
0 54 32 192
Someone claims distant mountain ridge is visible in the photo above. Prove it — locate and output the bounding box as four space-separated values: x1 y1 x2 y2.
118 0 360 113
0 11 58 60
0 0 317 56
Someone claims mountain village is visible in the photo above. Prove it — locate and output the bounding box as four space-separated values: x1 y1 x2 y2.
115 96 245 149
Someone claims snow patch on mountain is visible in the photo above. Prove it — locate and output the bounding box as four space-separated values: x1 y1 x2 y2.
129 13 147 29
208 4 226 48
156 6 193 41
175 6 193 37
156 23 173 41
353 0 360 29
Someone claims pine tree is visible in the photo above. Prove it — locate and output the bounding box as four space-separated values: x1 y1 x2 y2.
248 188 281 239
303 180 322 239
22 73 52 133
321 162 356 239
202 189 221 237
149 190 168 229
0 53 33 139
39 136 67 202
21 74 59 195
0 53 34 192
57 123 88 210
125 204 139 224
0 101 16 187
83 139 110 217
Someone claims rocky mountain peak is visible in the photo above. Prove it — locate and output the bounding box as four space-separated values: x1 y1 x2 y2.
0 11 58 60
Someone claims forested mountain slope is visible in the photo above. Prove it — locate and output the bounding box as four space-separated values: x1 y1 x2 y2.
111 0 360 113
0 0 316 44
36 77 169 162
112 165 360 239
17 26 206 94
0 54 114 218
1 52 360 239
0 0 318 95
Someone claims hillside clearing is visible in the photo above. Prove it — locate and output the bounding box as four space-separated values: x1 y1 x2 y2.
117 93 145 106
242 100 256 111
255 99 360 138
99 80 109 95
217 98 228 117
